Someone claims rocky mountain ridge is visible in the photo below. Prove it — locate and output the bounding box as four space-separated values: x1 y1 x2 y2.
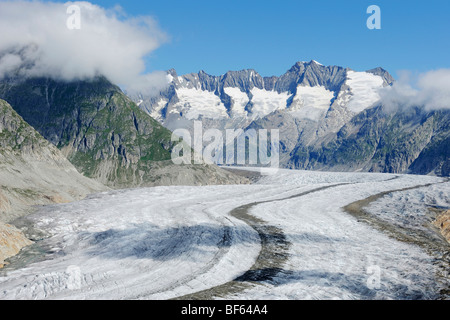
129 61 448 177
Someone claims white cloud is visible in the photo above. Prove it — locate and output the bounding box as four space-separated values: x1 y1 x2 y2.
0 53 23 75
380 69 450 111
0 0 169 94
416 69 450 110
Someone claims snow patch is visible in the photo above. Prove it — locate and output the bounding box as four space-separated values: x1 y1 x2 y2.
175 88 228 120
224 87 250 117
149 98 167 121
289 85 334 121
346 71 384 113
249 88 290 119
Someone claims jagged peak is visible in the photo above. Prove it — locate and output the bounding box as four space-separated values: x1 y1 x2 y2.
167 69 177 77
222 69 261 78
163 61 393 94
311 60 324 66
366 67 395 85
292 60 324 68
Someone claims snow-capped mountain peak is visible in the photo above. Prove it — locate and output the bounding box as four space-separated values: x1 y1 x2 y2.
131 61 392 129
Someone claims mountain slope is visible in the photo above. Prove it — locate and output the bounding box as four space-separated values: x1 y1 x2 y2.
288 106 450 176
0 98 109 267
0 98 108 222
0 221 32 268
0 77 248 188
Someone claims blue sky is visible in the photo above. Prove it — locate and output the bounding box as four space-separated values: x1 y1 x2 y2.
55 0 450 79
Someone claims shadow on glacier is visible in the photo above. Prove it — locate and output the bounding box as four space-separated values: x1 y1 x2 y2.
235 268 435 300
81 222 349 262
236 267 377 299
82 222 247 261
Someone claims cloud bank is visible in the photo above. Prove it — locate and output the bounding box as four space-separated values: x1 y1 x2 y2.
379 69 450 111
0 1 169 94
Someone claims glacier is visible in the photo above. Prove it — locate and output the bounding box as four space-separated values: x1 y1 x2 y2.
0 169 448 300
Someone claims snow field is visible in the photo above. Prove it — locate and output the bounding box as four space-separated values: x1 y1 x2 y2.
345 71 385 114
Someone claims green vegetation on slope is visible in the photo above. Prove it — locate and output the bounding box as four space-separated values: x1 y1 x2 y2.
0 77 176 187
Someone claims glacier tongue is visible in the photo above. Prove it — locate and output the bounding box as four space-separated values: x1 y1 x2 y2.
0 170 446 300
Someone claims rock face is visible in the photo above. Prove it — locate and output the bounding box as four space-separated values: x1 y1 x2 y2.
0 77 248 188
0 98 111 268
289 106 450 176
434 210 450 244
0 77 174 188
129 61 449 177
0 221 33 268
0 99 108 222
